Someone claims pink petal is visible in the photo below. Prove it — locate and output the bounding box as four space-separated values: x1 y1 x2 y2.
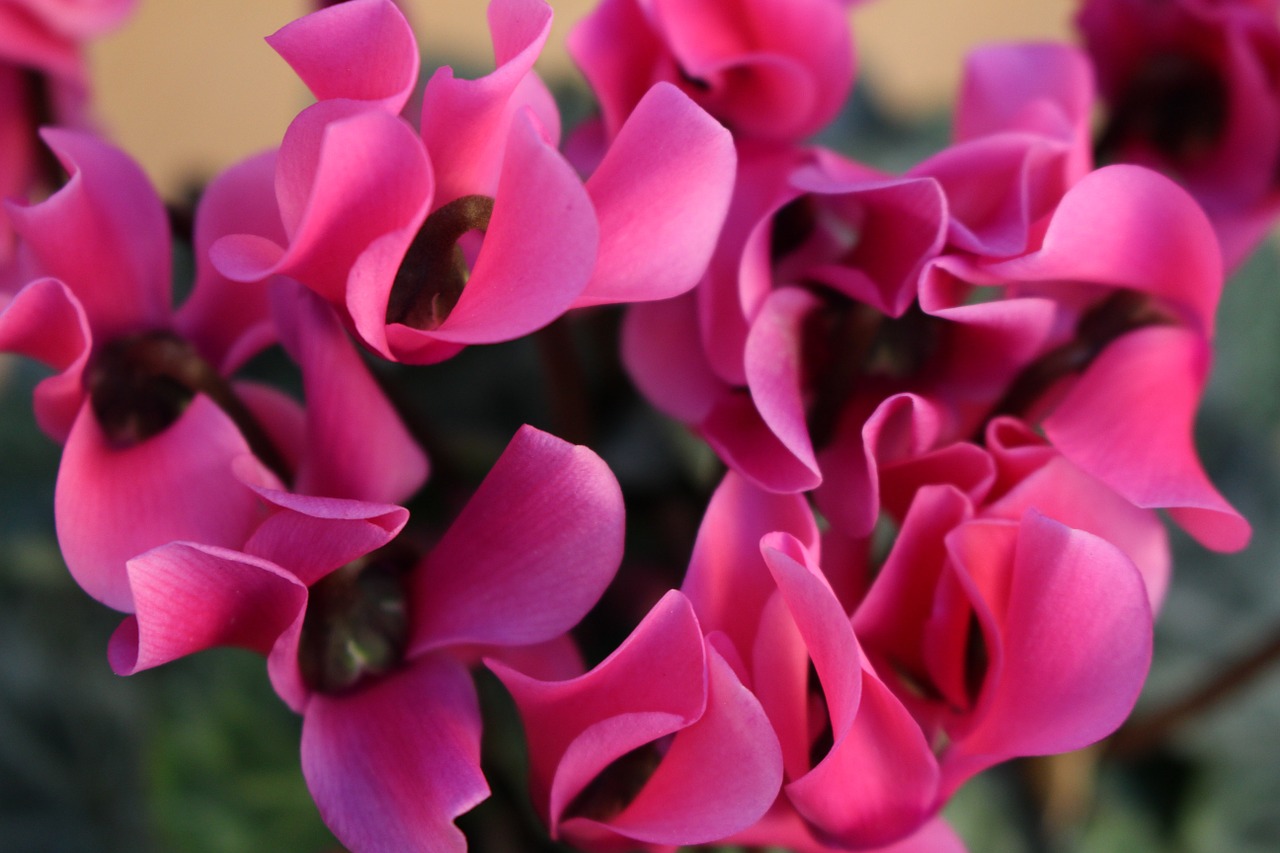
488 590 708 828
942 512 1153 792
212 102 432 310
0 277 90 440
702 390 822 493
267 0 420 114
682 471 817 657
1043 326 1250 552
419 0 558 204
108 542 306 675
176 150 283 374
567 0 666 139
399 111 597 348
560 645 783 846
7 128 169 339
242 486 408 587
271 282 428 504
982 164 1223 334
409 425 623 653
302 655 488 853
54 396 270 611
576 82 735 306
621 292 725 423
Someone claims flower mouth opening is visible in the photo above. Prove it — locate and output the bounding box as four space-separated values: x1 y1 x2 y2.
85 331 204 447
386 194 496 330
298 548 415 695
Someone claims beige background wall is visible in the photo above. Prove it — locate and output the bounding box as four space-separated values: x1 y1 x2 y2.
87 0 1077 198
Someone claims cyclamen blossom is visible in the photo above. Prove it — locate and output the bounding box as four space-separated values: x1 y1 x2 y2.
0 130 425 610
1079 0 1280 267
212 0 735 365
111 425 625 853
569 0 856 143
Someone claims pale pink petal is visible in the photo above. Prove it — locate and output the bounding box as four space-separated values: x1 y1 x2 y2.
409 425 623 653
0 277 90 440
54 396 269 611
941 512 1153 793
1043 326 1250 552
108 542 306 674
272 282 428 504
302 655 488 853
576 82 735 306
267 0 420 114
7 128 169 338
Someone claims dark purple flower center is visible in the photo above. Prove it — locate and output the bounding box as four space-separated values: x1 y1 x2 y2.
84 330 290 480
298 548 414 695
387 194 495 329
1098 51 1229 171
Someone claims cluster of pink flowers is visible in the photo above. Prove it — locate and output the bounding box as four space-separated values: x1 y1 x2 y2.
0 0 1268 850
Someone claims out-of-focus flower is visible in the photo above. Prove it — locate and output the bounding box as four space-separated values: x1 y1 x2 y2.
1080 0 1280 267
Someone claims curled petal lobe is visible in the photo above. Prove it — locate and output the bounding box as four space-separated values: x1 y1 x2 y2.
55 396 269 611
302 655 488 853
8 128 170 339
576 82 735 307
0 277 91 440
109 542 307 675
410 425 624 653
621 292 724 423
267 0 420 114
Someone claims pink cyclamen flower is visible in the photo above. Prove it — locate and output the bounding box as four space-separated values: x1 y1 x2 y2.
0 129 425 610
1080 0 1280 267
110 425 625 853
569 0 856 143
212 0 735 365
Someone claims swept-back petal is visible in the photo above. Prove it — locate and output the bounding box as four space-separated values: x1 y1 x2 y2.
576 82 734 306
267 0 420 114
108 542 306 674
0 277 91 440
8 128 169 339
302 655 487 853
409 425 623 653
54 396 269 611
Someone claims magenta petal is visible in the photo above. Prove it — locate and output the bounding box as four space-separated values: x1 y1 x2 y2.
561 645 783 846
489 590 708 828
702 390 822 493
419 0 557 203
943 512 1153 791
416 113 598 345
577 82 735 306
302 655 488 853
272 282 428 504
621 292 725 423
410 425 623 653
242 487 408 587
683 471 817 656
54 396 269 611
267 0 420 114
0 277 90 440
982 165 1222 333
742 286 822 484
8 128 169 339
176 150 283 374
1044 326 1250 552
108 542 306 675
764 534 939 848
